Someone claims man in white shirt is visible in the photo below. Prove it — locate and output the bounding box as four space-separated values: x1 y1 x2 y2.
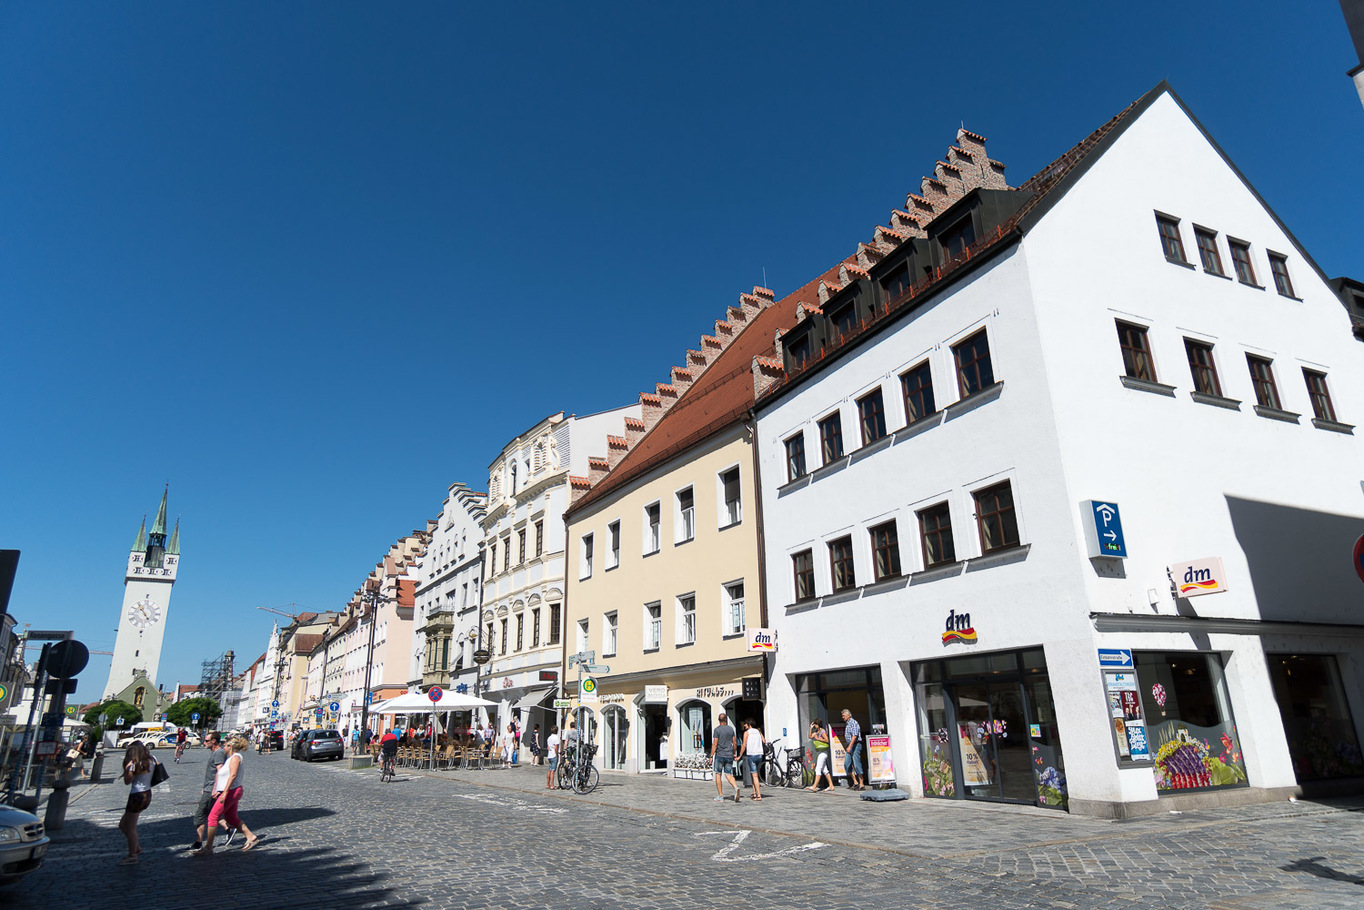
545 726 561 790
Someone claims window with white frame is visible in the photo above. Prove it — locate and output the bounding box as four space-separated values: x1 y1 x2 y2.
580 533 594 579
577 618 589 654
677 594 696 645
724 581 745 636
604 611 617 656
676 487 695 543
644 502 661 554
719 467 741 527
607 520 621 569
644 602 662 651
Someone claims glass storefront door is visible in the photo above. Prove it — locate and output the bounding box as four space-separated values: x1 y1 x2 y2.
914 647 1066 808
1267 653 1364 781
602 705 627 771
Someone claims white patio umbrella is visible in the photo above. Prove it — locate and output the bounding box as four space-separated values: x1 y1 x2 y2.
370 690 499 768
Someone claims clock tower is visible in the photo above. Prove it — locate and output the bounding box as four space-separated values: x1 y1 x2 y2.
103 487 180 701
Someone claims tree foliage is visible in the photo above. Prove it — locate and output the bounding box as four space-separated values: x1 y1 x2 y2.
167 697 222 728
83 699 142 735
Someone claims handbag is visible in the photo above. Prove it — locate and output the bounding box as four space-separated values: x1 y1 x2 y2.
150 759 169 787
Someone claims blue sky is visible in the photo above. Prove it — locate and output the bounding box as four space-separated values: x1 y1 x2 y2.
3 2 1361 699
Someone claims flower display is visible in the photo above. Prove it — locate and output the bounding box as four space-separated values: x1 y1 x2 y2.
1153 735 1245 789
1036 765 1067 808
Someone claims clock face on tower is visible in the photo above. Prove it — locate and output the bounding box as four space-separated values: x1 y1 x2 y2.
128 596 162 629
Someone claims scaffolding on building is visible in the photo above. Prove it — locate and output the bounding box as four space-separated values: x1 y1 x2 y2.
199 650 235 712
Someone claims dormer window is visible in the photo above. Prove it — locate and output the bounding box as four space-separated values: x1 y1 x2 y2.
882 263 911 302
829 301 857 341
939 216 976 260
787 333 811 368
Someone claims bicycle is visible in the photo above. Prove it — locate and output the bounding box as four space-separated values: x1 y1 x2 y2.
761 739 805 789
380 752 396 783
174 741 186 764
556 742 599 794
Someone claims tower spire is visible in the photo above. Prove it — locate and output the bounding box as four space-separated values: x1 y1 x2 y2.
131 516 147 552
167 517 180 556
150 485 169 536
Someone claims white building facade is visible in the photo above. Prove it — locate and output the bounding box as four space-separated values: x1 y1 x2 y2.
410 482 487 700
755 84 1364 818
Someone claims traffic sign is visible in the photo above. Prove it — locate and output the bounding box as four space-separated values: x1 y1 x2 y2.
472 649 492 665
366 692 374 704
553 699 572 709
580 677 598 701
568 650 596 666
64 705 76 716
192 712 201 723
329 701 340 713
1082 500 1127 558
428 686 444 703
584 664 610 674
271 700 280 708
1097 648 1133 668
0 684 8 701
315 708 323 716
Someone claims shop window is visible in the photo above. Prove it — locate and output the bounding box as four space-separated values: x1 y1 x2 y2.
603 704 628 771
1267 653 1364 781
1135 651 1247 791
678 700 712 756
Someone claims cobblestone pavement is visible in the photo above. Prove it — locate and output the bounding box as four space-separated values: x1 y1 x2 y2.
7 749 1364 910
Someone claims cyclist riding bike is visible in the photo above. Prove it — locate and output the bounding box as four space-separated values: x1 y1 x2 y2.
379 729 399 779
174 728 188 764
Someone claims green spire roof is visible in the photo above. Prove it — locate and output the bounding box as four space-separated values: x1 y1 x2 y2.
168 518 180 555
150 485 169 536
131 516 147 552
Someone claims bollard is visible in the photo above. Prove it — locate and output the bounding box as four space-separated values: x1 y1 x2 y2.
90 748 106 783
44 776 70 831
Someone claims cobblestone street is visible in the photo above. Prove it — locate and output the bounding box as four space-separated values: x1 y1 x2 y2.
9 749 1364 910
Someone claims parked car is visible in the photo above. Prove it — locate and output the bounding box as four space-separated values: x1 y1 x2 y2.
258 730 285 752
292 730 344 762
0 803 50 886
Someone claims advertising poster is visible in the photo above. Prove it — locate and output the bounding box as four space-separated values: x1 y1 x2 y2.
867 734 894 783
830 732 848 777
957 724 992 785
1105 670 1151 762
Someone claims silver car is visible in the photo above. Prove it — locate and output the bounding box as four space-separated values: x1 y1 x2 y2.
296 730 344 762
0 803 49 886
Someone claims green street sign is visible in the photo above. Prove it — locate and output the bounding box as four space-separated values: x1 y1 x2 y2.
553 699 572 709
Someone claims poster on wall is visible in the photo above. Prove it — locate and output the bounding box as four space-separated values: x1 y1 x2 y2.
957 724 992 785
866 734 895 783
1105 670 1150 762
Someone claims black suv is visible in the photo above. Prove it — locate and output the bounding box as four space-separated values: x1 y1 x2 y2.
258 730 284 752
292 729 345 762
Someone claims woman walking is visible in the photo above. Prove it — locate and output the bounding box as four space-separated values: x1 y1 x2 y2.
194 735 260 856
805 721 835 793
118 741 157 864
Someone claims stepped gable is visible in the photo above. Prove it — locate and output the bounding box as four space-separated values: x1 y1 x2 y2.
763 85 1161 399
568 266 844 516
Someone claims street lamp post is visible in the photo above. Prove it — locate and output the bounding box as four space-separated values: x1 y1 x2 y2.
357 581 384 749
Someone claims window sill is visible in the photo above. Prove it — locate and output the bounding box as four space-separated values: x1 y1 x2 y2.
1203 269 1231 280
966 542 1031 571
863 574 908 595
1190 391 1242 410
1312 418 1356 435
812 455 850 479
722 631 746 640
1120 375 1177 397
1166 258 1197 270
785 598 821 615
603 652 616 659
1276 292 1304 302
605 563 620 573
850 434 894 463
1252 405 1300 424
910 561 966 584
1237 280 1266 291
643 647 660 654
675 537 695 548
822 588 861 606
719 519 743 532
894 411 945 443
674 641 695 649
643 548 660 559
945 381 1004 420
776 474 812 495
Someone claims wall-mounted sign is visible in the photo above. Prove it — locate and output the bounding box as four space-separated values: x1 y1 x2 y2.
1082 500 1128 558
643 685 668 704
942 610 977 646
746 628 776 652
1169 557 1228 597
1104 671 1150 762
1097 649 1133 668
538 670 559 682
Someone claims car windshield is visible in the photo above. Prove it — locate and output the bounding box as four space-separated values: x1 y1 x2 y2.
315 732 340 740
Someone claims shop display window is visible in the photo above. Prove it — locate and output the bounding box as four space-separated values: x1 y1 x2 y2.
1135 651 1247 791
677 700 711 756
1267 653 1364 781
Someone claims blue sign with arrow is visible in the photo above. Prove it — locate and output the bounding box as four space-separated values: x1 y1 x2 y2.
1082 500 1128 558
1097 648 1133 668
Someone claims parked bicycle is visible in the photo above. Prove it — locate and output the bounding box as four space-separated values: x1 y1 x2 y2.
761 738 805 789
556 742 599 794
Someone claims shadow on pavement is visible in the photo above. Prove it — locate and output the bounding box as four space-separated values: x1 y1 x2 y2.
1283 856 1364 886
6 809 424 910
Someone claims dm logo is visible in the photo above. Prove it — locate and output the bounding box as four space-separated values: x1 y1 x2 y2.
942 609 978 646
1170 557 1228 598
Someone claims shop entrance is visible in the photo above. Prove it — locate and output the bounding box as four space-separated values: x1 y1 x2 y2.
642 703 668 771
914 648 1067 809
1267 653 1364 783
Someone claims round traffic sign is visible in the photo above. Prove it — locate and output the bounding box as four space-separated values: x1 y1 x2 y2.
46 640 90 679
1354 534 1364 585
581 677 597 695
271 700 280 708
472 649 491 665
329 701 340 713
0 684 8 701
428 686 444 703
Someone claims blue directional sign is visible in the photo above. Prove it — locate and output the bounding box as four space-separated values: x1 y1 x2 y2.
271 700 280 708
1097 648 1133 668
329 701 340 713
365 692 373 705
192 712 201 723
455 683 468 694
1082 500 1128 558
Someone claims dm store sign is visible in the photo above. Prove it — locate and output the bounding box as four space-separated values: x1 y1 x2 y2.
1169 557 1228 597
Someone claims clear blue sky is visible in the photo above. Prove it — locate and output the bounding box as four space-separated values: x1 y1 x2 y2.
4 2 1361 699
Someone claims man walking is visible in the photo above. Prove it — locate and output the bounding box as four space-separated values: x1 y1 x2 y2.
841 708 865 790
545 725 560 790
190 732 235 851
711 712 741 803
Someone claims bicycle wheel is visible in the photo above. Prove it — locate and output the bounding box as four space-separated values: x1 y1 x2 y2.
785 758 804 789
556 761 572 789
573 765 599 794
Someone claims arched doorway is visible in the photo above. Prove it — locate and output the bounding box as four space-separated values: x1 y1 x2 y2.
602 705 628 770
